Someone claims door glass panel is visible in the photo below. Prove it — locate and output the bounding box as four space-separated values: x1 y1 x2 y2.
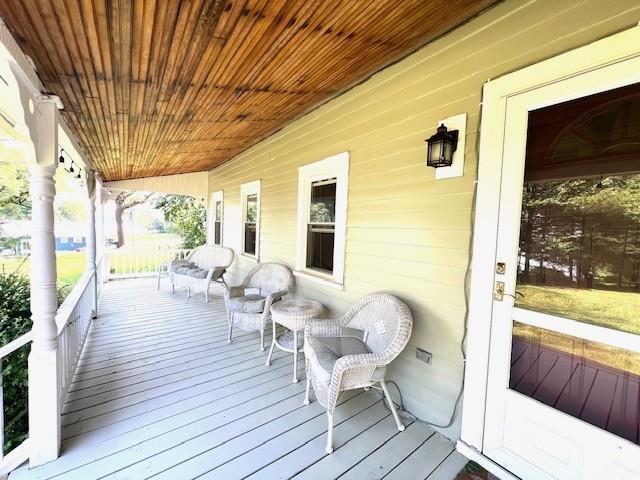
510 82 640 443
511 322 640 445
515 82 640 334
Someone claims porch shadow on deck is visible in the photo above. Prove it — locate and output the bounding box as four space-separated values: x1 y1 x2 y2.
11 278 465 480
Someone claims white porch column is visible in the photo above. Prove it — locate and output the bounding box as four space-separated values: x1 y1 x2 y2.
27 96 61 466
85 171 97 316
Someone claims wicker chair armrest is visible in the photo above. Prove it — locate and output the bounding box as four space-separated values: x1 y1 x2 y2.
225 285 245 299
268 289 288 303
333 353 383 375
304 320 343 339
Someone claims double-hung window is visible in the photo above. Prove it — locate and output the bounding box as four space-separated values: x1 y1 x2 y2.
210 191 223 245
241 180 261 258
296 152 348 286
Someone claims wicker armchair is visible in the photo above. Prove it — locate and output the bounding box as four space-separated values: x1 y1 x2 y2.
303 293 413 453
224 262 294 351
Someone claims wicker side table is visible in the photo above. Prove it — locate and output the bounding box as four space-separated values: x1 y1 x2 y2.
266 298 323 383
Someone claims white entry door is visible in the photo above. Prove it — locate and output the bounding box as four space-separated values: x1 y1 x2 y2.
481 36 640 480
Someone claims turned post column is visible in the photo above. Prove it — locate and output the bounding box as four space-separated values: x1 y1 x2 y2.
85 171 97 317
27 96 62 466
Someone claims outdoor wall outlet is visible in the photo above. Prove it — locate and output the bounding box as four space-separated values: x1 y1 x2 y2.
416 348 432 365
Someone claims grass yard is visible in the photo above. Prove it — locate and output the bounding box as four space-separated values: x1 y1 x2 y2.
514 284 640 375
0 251 87 295
516 284 639 335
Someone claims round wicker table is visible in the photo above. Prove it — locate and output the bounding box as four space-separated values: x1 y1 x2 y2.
266 298 323 383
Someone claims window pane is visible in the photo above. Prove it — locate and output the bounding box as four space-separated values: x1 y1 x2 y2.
246 194 257 223
214 221 221 245
215 201 222 221
244 223 256 255
306 224 334 272
516 83 640 335
510 322 640 445
310 178 336 223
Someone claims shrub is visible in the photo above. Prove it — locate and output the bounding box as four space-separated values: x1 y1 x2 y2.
0 270 31 453
0 266 69 453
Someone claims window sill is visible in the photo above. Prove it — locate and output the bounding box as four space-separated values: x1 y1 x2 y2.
239 253 259 263
293 270 344 290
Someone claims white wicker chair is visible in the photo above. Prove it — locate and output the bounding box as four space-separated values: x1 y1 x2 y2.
303 293 413 453
224 263 294 351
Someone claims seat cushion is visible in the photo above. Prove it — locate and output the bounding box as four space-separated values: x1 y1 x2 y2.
227 294 266 314
186 267 209 279
175 266 196 274
170 260 195 272
304 336 387 385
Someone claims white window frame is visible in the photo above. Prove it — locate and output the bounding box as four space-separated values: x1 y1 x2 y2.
209 190 223 246
295 151 349 287
240 180 261 260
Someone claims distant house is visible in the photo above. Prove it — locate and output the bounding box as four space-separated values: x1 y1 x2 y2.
1 219 86 253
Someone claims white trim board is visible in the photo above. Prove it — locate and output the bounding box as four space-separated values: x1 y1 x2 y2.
240 180 261 260
294 151 349 287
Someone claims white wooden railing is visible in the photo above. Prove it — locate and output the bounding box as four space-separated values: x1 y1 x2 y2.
0 331 32 474
55 265 99 404
106 247 191 280
0 257 104 474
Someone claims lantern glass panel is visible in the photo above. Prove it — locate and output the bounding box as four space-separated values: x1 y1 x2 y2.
428 141 441 165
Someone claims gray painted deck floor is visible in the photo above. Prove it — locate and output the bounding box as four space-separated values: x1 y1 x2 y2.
12 278 466 480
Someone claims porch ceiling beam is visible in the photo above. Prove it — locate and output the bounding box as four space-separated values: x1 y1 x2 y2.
0 0 498 182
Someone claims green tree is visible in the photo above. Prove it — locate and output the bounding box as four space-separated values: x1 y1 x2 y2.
0 163 30 220
154 195 206 249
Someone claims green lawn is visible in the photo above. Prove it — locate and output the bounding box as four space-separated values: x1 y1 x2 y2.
516 284 639 335
0 251 87 294
514 284 640 375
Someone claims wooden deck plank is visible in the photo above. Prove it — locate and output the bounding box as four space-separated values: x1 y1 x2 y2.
338 422 434 480
10 278 466 480
64 363 301 446
66 340 274 404
200 396 387 480
426 451 469 480
289 415 409 480
384 434 455 480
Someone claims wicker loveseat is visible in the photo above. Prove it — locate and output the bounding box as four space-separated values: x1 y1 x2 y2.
303 293 413 453
169 245 234 302
224 262 294 351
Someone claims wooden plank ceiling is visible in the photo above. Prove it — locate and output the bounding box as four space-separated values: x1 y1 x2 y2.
0 0 497 181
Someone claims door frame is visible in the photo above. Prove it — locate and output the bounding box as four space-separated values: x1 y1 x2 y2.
459 23 640 471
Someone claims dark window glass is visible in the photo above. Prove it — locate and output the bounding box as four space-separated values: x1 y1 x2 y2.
214 200 222 245
510 82 640 444
306 179 336 272
244 194 257 255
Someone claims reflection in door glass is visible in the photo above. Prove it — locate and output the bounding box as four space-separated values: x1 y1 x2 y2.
511 322 640 445
510 83 640 444
515 82 640 335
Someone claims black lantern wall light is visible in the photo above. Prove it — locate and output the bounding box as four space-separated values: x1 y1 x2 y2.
425 123 459 168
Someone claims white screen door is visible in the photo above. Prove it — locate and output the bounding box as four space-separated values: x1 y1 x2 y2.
482 49 640 480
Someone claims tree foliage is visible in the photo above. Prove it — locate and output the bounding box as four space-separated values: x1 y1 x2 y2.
113 191 154 247
519 174 640 291
0 163 30 220
154 195 206 249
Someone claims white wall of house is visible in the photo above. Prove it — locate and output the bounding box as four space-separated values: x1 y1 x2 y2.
104 171 208 198
206 0 640 440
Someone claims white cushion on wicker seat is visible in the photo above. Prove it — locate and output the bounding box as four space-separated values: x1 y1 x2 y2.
305 335 387 385
186 268 209 279
227 294 266 314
